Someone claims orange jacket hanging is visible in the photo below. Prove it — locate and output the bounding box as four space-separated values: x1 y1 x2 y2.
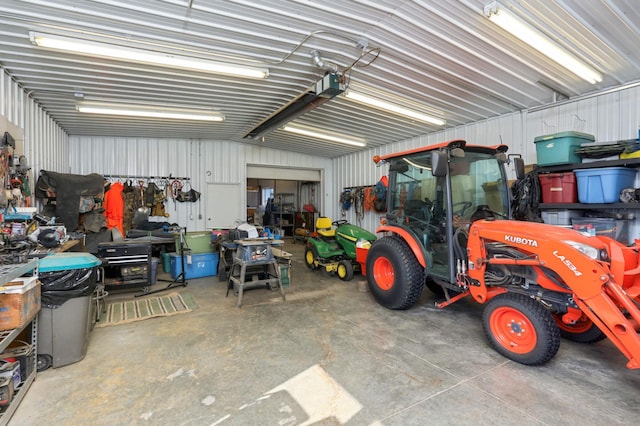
103 181 125 237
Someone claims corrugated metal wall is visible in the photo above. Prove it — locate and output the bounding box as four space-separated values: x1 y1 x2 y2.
1 67 69 186
68 136 333 231
6 64 640 239
334 83 640 235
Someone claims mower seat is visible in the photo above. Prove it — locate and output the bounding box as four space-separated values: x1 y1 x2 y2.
316 217 335 238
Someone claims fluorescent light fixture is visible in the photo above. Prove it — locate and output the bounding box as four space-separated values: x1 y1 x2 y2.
77 104 224 121
30 31 268 79
344 91 446 126
484 1 602 84
283 125 366 147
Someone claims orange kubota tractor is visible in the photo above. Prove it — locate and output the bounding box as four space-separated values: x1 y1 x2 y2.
363 139 640 369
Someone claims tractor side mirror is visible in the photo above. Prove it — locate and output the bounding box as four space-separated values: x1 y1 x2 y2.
513 157 525 180
431 151 448 177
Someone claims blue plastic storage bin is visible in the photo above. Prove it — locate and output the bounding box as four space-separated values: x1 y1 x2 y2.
169 252 218 279
575 167 637 203
534 131 594 166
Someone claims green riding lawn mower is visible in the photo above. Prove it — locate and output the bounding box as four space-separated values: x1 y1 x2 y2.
304 217 377 281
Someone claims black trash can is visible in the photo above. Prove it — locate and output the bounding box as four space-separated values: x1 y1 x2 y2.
37 253 101 370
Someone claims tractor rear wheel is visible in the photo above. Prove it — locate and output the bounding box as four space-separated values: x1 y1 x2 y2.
337 260 354 281
482 293 560 366
366 236 424 310
553 314 606 343
304 246 319 270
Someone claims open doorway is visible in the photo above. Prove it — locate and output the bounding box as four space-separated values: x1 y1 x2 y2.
246 164 322 237
247 178 319 237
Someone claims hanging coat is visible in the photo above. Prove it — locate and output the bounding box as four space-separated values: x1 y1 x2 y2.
103 181 125 237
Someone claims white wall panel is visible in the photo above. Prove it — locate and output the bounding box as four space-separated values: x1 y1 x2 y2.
69 137 332 232
1 68 68 185
10 62 640 239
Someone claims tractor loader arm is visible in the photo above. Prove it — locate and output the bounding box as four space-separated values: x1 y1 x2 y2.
467 219 640 369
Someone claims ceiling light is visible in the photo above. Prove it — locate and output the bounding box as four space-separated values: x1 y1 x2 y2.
484 1 603 84
283 125 366 147
344 91 446 126
77 104 224 121
30 32 268 79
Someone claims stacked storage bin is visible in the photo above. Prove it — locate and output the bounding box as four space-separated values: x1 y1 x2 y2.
535 131 638 243
535 132 592 226
169 231 218 279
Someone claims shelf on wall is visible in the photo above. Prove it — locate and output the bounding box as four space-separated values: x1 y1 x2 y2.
537 157 640 173
539 203 640 210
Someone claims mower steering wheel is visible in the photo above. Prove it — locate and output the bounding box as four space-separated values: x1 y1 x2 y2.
333 220 348 226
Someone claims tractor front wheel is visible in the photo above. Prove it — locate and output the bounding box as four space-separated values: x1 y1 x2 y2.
304 246 319 270
482 293 560 366
366 236 424 310
337 260 354 281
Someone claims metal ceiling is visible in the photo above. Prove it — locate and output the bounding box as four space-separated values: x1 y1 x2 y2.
1 0 639 159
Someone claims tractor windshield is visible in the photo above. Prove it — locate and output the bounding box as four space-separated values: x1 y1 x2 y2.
387 148 509 279
388 149 509 224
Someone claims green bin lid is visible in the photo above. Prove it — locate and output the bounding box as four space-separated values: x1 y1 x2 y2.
38 252 101 272
534 131 595 143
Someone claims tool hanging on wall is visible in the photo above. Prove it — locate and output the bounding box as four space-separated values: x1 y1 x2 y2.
102 174 189 216
176 181 201 202
340 188 353 217
353 187 364 225
132 180 150 228
170 179 183 210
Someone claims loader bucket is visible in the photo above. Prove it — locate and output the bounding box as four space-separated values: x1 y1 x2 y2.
578 239 640 369
607 238 640 294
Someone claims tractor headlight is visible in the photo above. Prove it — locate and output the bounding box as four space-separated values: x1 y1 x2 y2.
563 240 601 260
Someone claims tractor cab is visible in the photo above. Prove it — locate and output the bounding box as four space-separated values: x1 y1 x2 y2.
379 140 519 286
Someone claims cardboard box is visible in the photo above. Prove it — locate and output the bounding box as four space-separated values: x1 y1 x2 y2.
0 276 41 331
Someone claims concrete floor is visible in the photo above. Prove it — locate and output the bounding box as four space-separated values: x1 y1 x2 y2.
8 238 640 425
